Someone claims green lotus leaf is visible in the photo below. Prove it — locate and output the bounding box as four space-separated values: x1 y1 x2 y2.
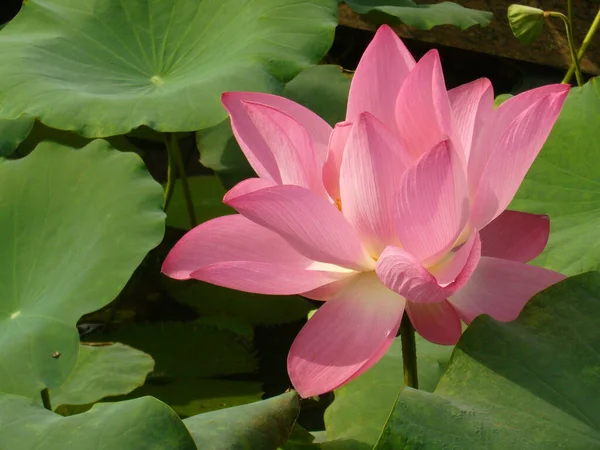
0 394 196 449
343 0 493 31
323 336 453 448
512 77 600 275
0 0 337 137
0 115 34 156
0 140 165 398
375 273 600 448
50 343 154 410
184 391 300 449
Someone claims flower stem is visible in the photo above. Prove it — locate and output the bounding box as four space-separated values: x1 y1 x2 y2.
548 11 584 86
563 8 600 85
41 388 52 411
164 133 196 228
400 313 418 389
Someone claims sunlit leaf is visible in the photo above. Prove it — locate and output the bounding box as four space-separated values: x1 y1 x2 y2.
512 77 600 275
323 336 453 447
0 394 196 449
375 273 600 448
0 0 337 137
0 140 165 398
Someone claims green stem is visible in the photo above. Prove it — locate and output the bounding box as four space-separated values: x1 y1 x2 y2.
567 0 574 50
400 313 418 389
566 0 583 86
563 8 600 84
163 136 176 211
41 388 52 411
164 133 196 228
548 11 584 86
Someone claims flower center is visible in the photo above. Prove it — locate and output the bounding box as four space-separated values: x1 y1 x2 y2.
334 198 342 211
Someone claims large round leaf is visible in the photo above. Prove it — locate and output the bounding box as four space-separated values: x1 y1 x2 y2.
0 140 165 398
512 77 600 276
323 336 453 448
0 115 34 156
343 0 492 31
374 272 600 449
0 394 196 449
0 0 337 137
184 391 300 450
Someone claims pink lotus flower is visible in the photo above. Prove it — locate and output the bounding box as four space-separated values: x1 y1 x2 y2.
163 25 569 398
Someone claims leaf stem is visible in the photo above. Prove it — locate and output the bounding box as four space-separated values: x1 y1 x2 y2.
567 0 574 40
548 11 583 86
163 136 176 211
164 133 196 228
563 8 600 84
41 388 52 411
566 0 583 87
400 313 418 389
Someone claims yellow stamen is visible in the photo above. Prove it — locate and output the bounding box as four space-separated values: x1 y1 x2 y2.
334 198 342 211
